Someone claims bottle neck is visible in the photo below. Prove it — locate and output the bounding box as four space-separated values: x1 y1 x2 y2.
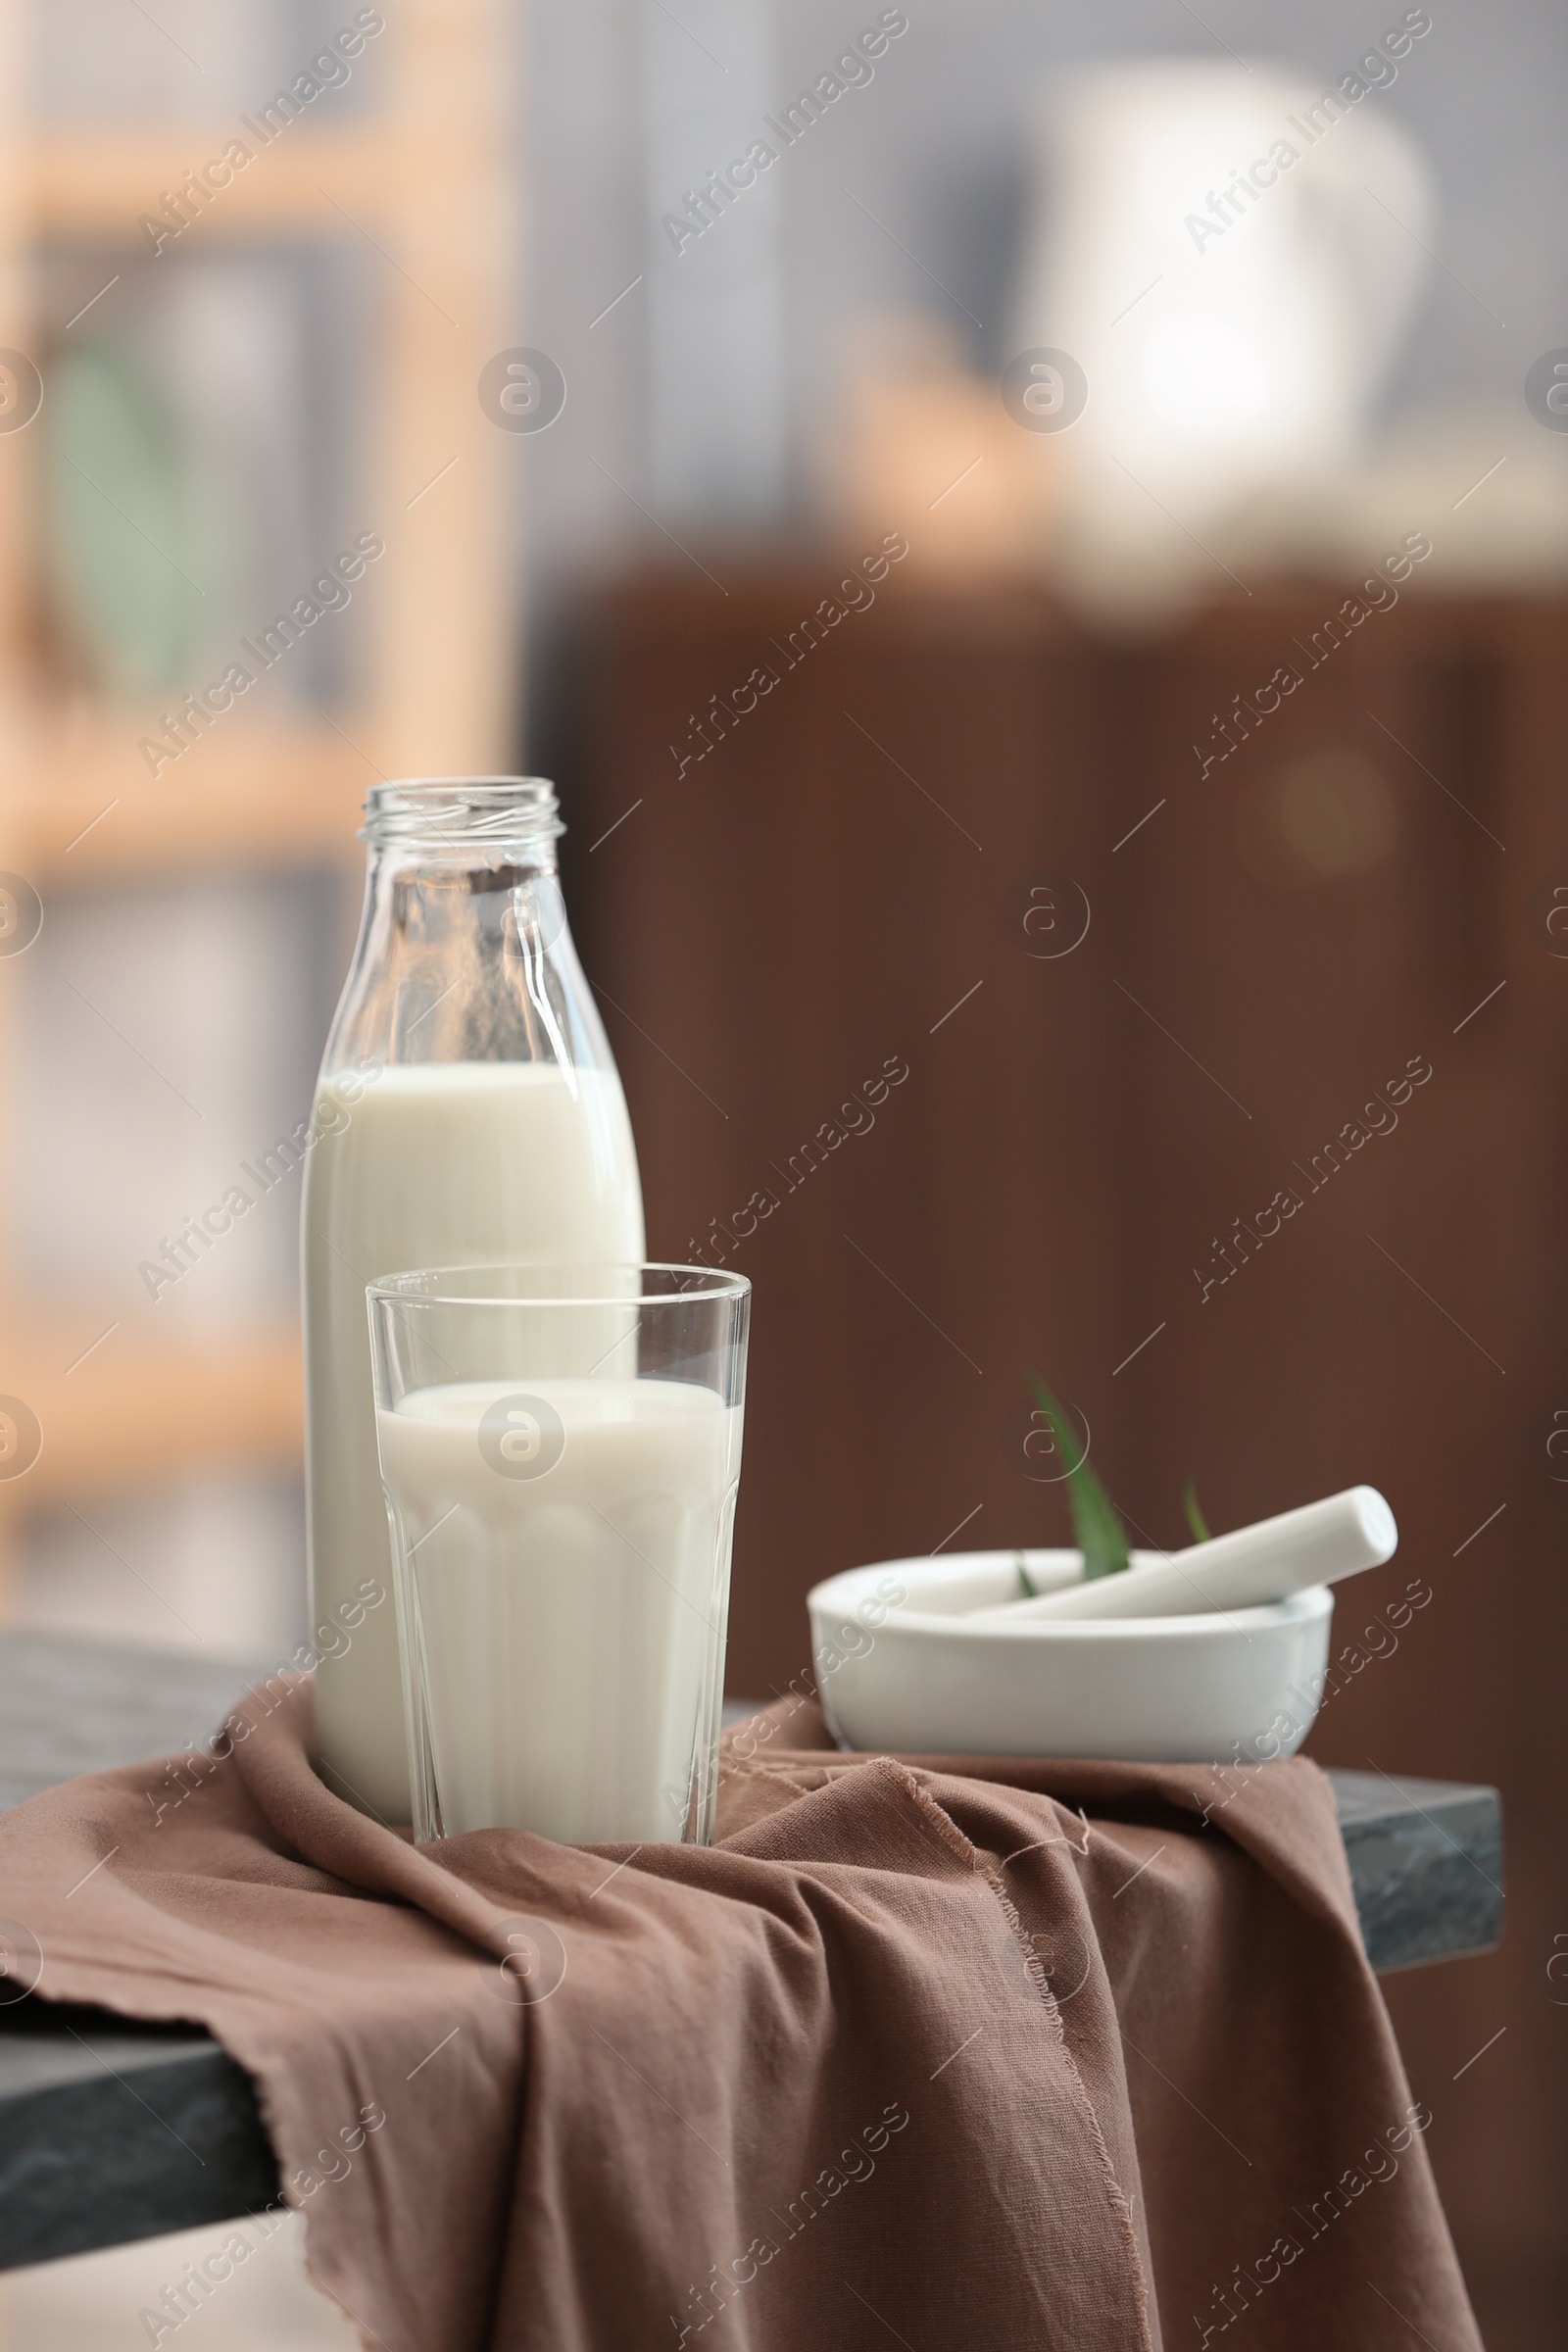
323 777 590 1073
365 845 560 896
359 776 563 942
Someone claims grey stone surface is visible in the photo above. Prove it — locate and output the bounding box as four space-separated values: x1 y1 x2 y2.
0 1631 270 1814
0 1638 1503 2272
1330 1765 1504 1975
0 2002 278 2270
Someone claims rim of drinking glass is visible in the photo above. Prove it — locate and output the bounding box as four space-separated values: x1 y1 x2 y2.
366 1262 750 1309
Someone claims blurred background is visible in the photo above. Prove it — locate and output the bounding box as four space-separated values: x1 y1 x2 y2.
0 0 1564 2344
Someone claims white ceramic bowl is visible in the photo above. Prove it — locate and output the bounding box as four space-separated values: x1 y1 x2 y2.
807 1549 1334 1763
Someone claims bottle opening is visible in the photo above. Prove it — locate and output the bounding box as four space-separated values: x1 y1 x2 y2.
362 777 564 848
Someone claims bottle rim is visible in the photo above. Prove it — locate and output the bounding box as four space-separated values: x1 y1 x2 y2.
361 777 564 847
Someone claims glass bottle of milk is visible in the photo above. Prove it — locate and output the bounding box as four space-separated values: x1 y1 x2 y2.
302 778 644 1821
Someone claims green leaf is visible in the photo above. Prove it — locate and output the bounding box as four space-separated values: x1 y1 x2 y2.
1028 1375 1131 1580
1182 1479 1212 1544
1014 1549 1038 1597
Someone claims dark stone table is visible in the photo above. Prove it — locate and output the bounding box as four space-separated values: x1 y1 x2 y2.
0 1632 1503 2273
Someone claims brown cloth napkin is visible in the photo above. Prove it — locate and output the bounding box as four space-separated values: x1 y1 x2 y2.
0 1675 1481 2352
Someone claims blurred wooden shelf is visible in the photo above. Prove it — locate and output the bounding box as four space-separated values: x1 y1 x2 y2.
0 1326 302 1505
28 126 404 243
0 711 379 879
0 0 514 1564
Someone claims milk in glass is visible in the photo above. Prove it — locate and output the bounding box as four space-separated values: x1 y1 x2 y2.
376 1376 741 1843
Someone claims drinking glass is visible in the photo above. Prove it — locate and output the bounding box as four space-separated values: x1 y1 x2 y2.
368 1264 749 1846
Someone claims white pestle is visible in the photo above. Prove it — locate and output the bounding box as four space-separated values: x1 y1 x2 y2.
972 1486 1397 1623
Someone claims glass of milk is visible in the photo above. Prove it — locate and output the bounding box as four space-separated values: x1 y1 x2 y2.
303 780 645 1826
368 1262 749 1847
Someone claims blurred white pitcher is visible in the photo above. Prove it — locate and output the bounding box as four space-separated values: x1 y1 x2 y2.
1011 58 1434 608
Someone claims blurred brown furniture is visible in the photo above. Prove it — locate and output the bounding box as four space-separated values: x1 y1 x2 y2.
560 564 1568 2352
